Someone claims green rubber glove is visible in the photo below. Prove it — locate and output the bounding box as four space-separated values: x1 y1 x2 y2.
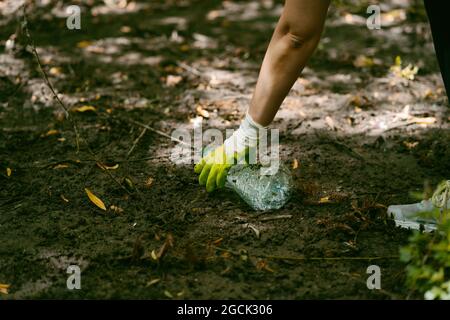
194 112 266 192
194 145 247 192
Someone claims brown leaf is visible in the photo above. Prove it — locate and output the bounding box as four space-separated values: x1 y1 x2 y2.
85 188 107 211
166 75 183 87
42 129 60 137
292 159 299 170
0 283 10 294
196 105 210 118
145 177 154 188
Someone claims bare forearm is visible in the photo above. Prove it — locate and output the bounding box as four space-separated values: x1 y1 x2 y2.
249 0 330 126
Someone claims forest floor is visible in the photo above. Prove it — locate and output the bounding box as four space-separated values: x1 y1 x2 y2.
0 0 449 299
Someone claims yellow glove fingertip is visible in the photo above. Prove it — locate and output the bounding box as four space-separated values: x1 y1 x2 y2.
199 164 212 185
206 165 219 192
216 165 230 189
194 161 204 174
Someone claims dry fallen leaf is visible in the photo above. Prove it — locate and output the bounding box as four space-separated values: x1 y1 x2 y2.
0 283 10 294
53 164 69 169
403 141 419 150
166 75 183 87
319 196 331 204
409 116 436 125
6 168 12 177
42 129 60 137
292 159 299 170
60 194 69 203
145 177 154 188
164 290 173 298
325 116 336 131
179 44 190 52
77 40 92 48
120 26 132 33
49 67 62 76
150 250 158 260
85 188 107 211
72 105 96 113
146 278 160 287
196 105 210 118
353 55 374 68
256 260 275 273
96 162 119 170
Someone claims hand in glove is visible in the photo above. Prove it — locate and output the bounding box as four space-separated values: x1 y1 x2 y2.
194 112 266 192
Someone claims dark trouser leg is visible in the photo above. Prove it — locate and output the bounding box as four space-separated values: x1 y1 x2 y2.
424 0 450 101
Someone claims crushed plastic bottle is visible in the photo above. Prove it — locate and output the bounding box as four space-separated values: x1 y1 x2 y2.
388 199 450 232
226 164 293 211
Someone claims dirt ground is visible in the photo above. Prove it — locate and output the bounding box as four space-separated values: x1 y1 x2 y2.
1 0 449 299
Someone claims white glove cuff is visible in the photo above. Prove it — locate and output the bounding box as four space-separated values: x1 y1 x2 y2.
223 112 267 155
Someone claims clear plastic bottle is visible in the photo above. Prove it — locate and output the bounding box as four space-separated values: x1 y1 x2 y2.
226 164 293 211
388 199 450 232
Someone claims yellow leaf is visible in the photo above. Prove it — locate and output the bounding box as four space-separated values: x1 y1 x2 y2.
42 129 60 137
85 188 107 211
72 105 96 113
77 40 92 48
145 177 154 188
60 194 69 203
53 164 69 169
319 196 331 204
292 159 299 170
150 250 158 260
0 283 10 294
164 290 173 298
146 278 160 287
179 44 190 52
6 168 12 177
49 67 62 76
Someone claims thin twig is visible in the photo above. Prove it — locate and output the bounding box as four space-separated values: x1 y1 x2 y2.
127 125 148 158
22 5 130 194
209 244 398 262
258 214 293 222
22 5 80 152
118 117 193 148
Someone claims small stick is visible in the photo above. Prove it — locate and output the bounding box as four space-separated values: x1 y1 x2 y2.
127 125 148 158
22 6 80 152
120 117 193 148
259 214 293 222
208 244 398 262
